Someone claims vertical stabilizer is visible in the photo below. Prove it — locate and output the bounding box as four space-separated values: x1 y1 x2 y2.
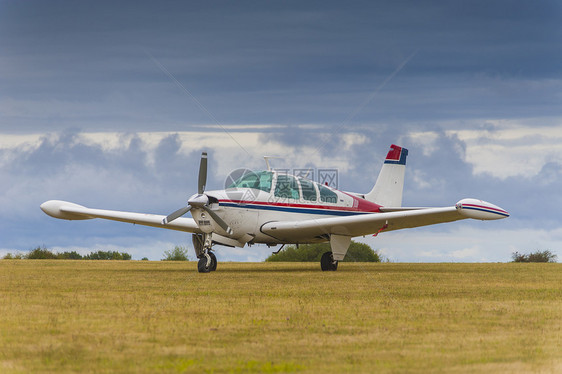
364 144 408 207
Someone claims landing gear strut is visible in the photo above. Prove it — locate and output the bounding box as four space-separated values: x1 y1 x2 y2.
196 233 217 273
320 251 338 271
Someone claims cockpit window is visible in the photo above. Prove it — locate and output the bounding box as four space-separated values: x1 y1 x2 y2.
274 174 300 200
227 171 273 193
318 184 338 204
299 177 317 202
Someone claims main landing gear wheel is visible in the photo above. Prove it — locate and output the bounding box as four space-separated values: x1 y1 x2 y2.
320 251 338 271
209 252 217 271
197 256 210 273
198 252 218 273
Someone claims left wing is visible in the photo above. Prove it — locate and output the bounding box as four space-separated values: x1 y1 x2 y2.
261 199 508 242
40 200 202 233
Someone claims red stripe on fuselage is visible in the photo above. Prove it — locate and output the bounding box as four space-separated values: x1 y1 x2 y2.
220 199 381 213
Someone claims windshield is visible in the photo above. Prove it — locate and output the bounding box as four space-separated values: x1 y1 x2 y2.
227 171 273 193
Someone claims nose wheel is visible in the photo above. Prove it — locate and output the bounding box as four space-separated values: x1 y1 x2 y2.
197 234 217 273
197 251 217 273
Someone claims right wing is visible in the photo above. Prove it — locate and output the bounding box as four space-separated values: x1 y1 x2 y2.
40 200 202 233
261 199 508 243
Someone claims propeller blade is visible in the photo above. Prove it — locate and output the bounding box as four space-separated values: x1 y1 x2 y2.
198 152 207 194
162 205 192 225
203 206 233 235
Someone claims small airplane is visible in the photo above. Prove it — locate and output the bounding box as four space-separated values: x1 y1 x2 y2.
41 144 509 272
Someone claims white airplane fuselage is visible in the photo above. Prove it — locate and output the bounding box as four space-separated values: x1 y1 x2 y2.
197 176 382 245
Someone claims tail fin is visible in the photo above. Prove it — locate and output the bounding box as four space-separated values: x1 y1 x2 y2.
364 144 408 207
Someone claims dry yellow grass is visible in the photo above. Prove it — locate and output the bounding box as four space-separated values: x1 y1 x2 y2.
1 260 561 373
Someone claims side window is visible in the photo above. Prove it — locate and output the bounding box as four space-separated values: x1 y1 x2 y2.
299 178 317 202
274 174 300 200
318 184 338 204
258 172 273 193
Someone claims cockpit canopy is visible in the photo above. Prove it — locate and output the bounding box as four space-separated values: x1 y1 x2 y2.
227 170 338 203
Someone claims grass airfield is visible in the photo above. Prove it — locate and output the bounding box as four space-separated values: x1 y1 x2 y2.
1 261 561 373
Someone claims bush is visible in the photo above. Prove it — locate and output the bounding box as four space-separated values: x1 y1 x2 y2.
84 251 132 260
162 246 189 261
512 250 557 263
26 246 57 259
266 241 381 262
2 252 24 260
141 257 149 261
56 251 83 260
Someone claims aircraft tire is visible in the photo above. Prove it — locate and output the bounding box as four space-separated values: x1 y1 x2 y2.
209 252 217 271
320 251 338 271
197 255 211 273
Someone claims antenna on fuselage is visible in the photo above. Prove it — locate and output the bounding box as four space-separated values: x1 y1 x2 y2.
263 156 283 171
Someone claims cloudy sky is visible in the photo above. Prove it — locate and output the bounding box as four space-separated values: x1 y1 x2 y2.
1 0 561 262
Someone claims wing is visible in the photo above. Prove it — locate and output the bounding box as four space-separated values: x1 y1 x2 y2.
261 199 508 242
40 200 202 233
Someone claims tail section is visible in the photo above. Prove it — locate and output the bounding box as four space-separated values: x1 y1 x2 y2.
364 144 408 207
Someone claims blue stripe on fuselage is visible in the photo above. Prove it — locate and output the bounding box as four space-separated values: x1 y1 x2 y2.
220 202 371 216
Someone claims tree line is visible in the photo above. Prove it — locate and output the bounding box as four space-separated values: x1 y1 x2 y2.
2 246 132 260
3 245 557 263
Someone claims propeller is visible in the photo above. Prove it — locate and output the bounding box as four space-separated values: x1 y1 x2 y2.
162 152 233 235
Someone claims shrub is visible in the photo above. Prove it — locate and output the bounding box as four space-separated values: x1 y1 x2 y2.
2 253 23 260
84 251 132 260
266 241 381 262
26 246 57 259
141 257 149 261
512 250 557 263
56 251 83 260
162 246 189 261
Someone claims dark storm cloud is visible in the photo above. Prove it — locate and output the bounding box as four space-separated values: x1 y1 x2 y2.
1 0 560 132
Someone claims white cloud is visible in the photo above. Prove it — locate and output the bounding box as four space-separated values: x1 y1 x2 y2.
407 119 562 180
447 120 562 179
0 129 369 183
